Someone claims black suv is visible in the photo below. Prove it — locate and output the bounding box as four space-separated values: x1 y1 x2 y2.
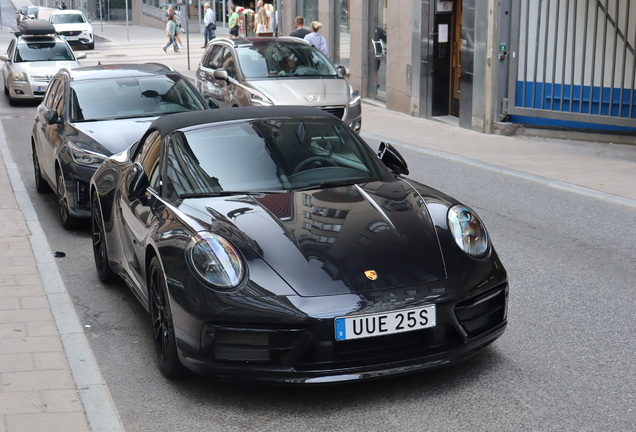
31 63 214 229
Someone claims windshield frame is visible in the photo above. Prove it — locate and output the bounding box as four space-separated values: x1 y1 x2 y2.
235 42 339 80
69 74 206 122
163 117 394 201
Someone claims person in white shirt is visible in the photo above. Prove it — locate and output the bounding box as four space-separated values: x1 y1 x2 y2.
202 2 215 48
304 21 328 57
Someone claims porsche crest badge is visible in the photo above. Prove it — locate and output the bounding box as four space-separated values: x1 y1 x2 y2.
364 270 378 280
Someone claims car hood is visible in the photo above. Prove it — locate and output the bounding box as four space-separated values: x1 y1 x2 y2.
182 180 447 297
73 117 156 155
247 78 350 106
15 61 82 76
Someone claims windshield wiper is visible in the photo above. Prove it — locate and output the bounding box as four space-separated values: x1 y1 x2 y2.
179 190 285 198
290 179 361 192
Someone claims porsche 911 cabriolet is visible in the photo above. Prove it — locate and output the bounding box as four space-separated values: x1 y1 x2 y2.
90 106 508 384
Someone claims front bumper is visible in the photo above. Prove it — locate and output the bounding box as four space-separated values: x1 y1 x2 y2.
59 156 98 218
7 79 49 100
171 277 509 384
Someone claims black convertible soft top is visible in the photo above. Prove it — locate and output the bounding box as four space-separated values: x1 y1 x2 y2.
149 106 339 137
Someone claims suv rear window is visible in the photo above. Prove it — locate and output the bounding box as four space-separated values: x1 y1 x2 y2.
15 41 74 62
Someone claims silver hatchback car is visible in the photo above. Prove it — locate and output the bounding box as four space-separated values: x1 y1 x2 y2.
195 37 361 132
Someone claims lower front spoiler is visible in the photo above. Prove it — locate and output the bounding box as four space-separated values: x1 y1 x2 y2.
180 322 506 385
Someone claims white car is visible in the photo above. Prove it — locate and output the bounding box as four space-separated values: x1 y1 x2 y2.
1 20 85 105
49 10 94 50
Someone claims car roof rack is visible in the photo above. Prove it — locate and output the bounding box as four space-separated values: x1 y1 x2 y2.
17 19 57 36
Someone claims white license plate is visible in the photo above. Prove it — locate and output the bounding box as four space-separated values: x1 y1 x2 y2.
37 86 47 92
335 305 436 341
64 36 78 41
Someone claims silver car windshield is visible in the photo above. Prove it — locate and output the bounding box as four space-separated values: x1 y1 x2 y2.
69 76 206 122
15 42 74 62
165 118 392 199
236 43 338 79
50 13 87 24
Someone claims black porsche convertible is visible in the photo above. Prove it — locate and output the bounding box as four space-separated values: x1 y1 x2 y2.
90 106 508 383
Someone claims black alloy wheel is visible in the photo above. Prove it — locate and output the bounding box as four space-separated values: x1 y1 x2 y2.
56 169 78 230
148 256 185 378
32 145 50 193
91 193 117 283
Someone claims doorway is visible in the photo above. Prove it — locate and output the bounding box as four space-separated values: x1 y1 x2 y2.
432 0 462 118
368 0 387 102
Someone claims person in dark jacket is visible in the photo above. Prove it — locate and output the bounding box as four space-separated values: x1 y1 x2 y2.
289 16 310 38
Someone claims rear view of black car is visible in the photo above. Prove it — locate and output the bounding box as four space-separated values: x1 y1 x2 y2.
90 106 508 384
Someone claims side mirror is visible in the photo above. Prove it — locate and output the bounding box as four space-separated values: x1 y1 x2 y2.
335 65 348 77
213 69 228 81
0 54 9 62
76 52 87 59
44 109 62 125
207 98 220 109
378 142 409 176
127 162 149 201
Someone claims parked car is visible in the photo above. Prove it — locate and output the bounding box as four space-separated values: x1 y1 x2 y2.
1 20 85 105
48 9 94 49
195 37 362 133
31 63 212 229
16 5 39 26
90 105 508 383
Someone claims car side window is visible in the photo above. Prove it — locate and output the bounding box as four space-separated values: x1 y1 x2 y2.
43 79 61 109
203 45 221 68
134 130 162 193
219 48 237 80
209 46 225 69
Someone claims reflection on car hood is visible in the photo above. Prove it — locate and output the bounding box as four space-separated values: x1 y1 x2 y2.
183 180 447 297
14 61 82 75
74 117 157 155
248 78 350 106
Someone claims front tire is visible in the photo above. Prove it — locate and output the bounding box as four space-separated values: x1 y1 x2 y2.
88 41 94 50
33 145 50 193
91 193 117 283
56 169 78 230
148 256 185 378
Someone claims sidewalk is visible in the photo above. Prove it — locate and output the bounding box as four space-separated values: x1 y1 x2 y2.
0 19 635 432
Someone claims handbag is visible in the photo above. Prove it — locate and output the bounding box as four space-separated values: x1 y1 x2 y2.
208 22 216 31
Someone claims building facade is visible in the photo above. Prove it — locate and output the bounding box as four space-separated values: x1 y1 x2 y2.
283 0 636 137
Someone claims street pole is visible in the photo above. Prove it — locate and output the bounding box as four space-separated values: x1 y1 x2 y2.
125 0 129 41
99 0 103 32
186 0 190 70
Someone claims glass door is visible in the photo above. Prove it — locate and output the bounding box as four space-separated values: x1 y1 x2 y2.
368 0 387 102
334 0 350 68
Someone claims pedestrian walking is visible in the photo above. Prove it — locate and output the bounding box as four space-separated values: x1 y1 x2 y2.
202 2 216 48
254 0 267 34
304 21 328 57
228 6 239 38
163 14 179 52
289 16 310 38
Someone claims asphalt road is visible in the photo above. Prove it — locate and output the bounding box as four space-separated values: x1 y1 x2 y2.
1 26 635 432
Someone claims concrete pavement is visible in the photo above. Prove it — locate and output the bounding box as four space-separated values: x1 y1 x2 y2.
0 18 635 432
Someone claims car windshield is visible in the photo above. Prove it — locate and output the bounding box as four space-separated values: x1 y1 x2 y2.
69 75 206 121
15 42 74 62
26 6 39 15
164 118 392 198
50 13 86 24
235 42 338 79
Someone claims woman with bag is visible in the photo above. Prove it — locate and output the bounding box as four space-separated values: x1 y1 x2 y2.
163 14 179 53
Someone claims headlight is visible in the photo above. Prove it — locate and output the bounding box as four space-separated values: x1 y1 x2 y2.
349 84 360 105
447 205 489 257
247 88 273 106
10 72 27 82
68 141 107 167
186 232 246 290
